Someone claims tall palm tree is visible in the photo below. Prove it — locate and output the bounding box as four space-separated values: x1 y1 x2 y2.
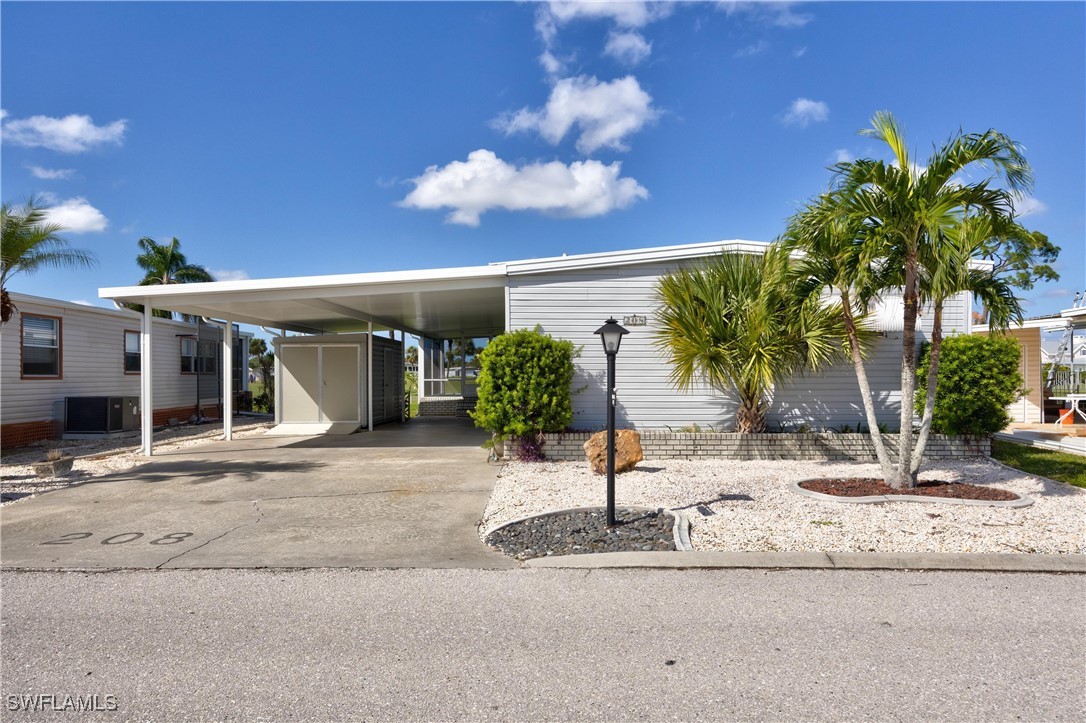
789 111 1032 488
654 245 854 433
1 195 97 324
133 236 214 320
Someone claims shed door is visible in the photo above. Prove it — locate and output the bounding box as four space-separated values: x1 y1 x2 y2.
321 345 361 423
281 346 320 423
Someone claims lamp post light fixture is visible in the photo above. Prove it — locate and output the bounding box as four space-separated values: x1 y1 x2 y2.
594 317 629 527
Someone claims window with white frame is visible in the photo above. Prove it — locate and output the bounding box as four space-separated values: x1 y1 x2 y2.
22 314 61 378
180 336 216 374
124 330 141 373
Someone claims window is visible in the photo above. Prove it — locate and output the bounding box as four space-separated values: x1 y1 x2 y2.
21 314 61 378
180 336 217 374
124 330 141 373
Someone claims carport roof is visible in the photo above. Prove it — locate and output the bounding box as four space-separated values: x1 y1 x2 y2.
99 239 762 338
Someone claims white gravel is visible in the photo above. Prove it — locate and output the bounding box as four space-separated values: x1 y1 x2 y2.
482 458 1086 555
1 419 274 506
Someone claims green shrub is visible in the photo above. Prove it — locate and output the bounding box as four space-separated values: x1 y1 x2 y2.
915 334 1024 435
470 327 576 457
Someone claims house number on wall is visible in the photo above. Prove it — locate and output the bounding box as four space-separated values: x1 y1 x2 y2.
622 315 647 326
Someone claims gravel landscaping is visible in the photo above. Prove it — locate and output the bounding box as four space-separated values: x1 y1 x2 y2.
0 418 274 506
484 507 678 560
481 458 1086 555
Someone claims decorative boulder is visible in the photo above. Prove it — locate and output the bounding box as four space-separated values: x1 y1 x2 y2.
583 429 644 475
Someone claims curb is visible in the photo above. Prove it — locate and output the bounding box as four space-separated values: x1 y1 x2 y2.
523 550 1086 573
788 480 1035 508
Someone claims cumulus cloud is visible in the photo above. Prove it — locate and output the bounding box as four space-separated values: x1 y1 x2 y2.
493 75 657 154
734 40 769 58
1 112 126 153
1013 196 1048 218
830 148 854 164
781 98 829 128
535 1 672 73
604 31 652 65
41 195 108 233
718 2 813 28
399 149 649 227
27 165 76 180
210 269 251 282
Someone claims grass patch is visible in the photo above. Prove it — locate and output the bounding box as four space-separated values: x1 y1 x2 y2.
991 440 1086 489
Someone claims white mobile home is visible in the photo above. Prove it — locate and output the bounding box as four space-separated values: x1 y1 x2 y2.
1 292 250 448
97 240 971 452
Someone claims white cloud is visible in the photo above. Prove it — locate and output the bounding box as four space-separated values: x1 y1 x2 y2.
493 75 657 154
69 299 96 306
26 165 76 180
734 40 769 58
604 31 652 65
41 195 108 233
792 45 808 58
781 98 829 128
1 112 126 153
1014 196 1047 218
718 2 813 28
399 149 649 227
535 1 672 73
830 148 854 164
210 269 251 282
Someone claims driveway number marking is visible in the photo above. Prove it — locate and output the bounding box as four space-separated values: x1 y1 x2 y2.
41 532 194 546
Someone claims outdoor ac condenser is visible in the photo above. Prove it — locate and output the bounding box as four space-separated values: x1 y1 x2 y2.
65 397 140 434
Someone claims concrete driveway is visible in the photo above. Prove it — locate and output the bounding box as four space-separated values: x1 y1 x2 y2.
0 419 517 570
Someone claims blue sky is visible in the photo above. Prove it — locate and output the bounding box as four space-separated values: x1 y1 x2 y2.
2 1 1083 321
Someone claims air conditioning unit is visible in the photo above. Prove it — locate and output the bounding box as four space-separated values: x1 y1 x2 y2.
65 397 140 434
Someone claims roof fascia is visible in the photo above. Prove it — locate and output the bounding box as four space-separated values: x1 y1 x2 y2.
500 240 770 276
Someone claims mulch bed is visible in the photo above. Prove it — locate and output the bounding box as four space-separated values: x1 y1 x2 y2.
800 477 1020 501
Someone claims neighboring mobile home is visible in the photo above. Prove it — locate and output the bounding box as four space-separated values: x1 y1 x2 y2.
98 240 973 454
1 292 250 448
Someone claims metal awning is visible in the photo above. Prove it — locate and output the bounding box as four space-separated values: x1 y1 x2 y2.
99 264 509 339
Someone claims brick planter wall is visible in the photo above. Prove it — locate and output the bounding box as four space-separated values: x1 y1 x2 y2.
541 431 990 462
418 397 477 418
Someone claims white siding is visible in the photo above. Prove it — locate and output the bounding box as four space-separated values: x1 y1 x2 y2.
508 263 971 431
1 294 248 425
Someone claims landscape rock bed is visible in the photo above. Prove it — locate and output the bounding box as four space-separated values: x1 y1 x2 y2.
485 507 676 560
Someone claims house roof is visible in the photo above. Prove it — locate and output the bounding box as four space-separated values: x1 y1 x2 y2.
99 240 759 338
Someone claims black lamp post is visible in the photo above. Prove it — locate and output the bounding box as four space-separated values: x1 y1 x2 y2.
594 317 629 527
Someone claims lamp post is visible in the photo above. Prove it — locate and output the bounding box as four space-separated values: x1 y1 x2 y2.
594 317 629 527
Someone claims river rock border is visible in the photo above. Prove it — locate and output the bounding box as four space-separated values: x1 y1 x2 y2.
541 431 990 462
788 480 1035 508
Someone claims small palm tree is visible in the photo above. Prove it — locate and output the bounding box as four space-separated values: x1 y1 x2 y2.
133 237 214 320
654 246 854 433
1 195 97 324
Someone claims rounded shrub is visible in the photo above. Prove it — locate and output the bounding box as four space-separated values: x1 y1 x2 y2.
916 334 1025 436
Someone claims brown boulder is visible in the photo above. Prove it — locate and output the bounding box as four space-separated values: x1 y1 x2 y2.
583 429 644 475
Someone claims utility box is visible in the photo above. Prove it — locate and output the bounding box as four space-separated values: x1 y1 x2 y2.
65 397 140 434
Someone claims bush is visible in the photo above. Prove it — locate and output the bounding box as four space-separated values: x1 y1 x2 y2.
915 334 1025 435
471 327 576 459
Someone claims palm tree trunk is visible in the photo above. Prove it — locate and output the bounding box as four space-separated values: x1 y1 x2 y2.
840 289 894 481
735 394 767 433
0 288 14 325
910 302 943 475
891 253 921 489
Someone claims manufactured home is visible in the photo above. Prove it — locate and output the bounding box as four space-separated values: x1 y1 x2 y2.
97 240 973 453
0 292 250 448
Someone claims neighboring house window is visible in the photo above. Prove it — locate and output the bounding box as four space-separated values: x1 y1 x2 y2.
180 336 216 374
124 330 141 373
21 314 62 378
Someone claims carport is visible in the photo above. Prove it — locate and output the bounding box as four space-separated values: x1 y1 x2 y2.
99 265 508 455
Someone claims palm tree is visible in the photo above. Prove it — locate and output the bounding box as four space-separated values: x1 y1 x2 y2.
654 245 853 433
133 236 214 319
1 195 97 324
789 111 1032 488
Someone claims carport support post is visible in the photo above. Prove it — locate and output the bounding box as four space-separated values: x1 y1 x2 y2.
140 301 154 457
368 321 374 432
223 319 234 441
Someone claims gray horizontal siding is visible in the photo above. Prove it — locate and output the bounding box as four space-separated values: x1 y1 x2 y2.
508 262 969 432
1 300 237 425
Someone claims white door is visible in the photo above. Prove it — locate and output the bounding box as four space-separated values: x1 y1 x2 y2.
280 346 320 423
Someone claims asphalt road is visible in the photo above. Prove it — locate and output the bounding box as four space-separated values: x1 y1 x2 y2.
2 568 1083 722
